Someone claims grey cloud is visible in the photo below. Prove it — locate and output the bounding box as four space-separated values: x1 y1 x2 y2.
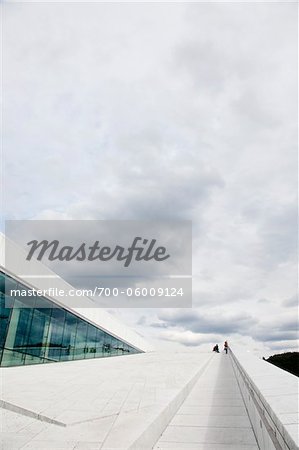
252 315 299 343
86 160 223 221
266 340 299 352
282 295 298 308
152 307 298 348
136 315 147 326
276 319 298 332
174 40 230 91
254 331 298 343
156 309 257 336
257 206 298 268
257 299 270 304
150 322 168 329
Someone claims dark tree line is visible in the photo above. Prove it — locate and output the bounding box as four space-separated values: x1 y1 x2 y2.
265 352 299 377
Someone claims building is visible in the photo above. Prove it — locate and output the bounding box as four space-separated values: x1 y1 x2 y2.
0 233 149 367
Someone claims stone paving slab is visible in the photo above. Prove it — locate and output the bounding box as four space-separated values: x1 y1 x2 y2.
154 354 259 449
156 425 258 445
170 414 252 428
177 405 248 416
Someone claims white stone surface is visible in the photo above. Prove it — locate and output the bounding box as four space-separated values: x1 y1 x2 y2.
1 345 298 449
0 351 214 449
231 348 299 450
154 353 259 449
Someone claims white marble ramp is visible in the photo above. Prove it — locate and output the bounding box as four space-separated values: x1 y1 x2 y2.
154 353 259 450
0 352 214 449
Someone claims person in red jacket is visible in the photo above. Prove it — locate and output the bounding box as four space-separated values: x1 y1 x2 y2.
224 341 228 354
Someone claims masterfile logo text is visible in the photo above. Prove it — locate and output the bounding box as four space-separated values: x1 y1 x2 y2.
5 220 192 308
26 237 170 267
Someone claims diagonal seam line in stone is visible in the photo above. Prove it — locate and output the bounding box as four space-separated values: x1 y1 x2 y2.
68 412 120 426
0 399 66 427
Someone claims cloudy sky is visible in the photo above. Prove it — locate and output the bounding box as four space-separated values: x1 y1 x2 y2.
3 2 298 356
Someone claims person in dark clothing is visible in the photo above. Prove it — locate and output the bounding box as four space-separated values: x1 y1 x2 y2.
224 341 228 354
213 344 220 353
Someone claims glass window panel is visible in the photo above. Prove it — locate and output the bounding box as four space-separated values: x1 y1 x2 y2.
1 349 26 366
25 353 45 365
14 286 36 308
111 337 120 356
95 328 105 358
123 343 128 353
73 319 87 360
60 312 78 361
103 332 112 356
8 302 34 354
126 344 133 354
26 308 52 360
0 293 12 350
0 272 5 293
35 296 53 311
117 340 124 355
47 308 66 361
85 324 97 359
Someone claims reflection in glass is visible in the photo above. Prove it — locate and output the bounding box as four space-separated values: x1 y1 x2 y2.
0 271 141 367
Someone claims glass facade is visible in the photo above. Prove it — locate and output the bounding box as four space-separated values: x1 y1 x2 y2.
0 271 141 367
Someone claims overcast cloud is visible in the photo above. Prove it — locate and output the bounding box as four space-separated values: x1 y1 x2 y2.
3 2 298 356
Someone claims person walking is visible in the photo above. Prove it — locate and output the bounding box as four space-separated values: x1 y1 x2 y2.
224 340 228 354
